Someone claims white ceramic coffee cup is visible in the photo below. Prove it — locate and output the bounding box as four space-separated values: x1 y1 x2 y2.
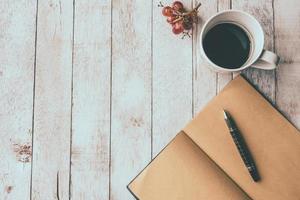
200 10 280 73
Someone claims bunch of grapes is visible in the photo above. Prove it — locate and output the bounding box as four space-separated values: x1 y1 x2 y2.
159 1 201 37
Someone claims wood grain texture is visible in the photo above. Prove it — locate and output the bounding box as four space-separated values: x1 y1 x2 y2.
217 0 233 92
31 0 73 199
110 0 152 199
274 0 300 129
152 0 193 156
232 0 276 103
1 0 300 198
218 0 231 11
193 0 218 114
71 0 111 199
0 0 36 199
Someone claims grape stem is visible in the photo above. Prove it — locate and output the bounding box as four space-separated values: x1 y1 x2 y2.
182 2 201 16
182 31 191 39
172 2 201 24
172 16 183 23
158 1 164 7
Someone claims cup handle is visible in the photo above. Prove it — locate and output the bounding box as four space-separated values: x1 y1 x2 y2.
251 50 280 70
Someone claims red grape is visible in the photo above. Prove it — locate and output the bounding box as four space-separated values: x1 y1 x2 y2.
162 6 174 17
172 22 184 34
183 17 193 30
172 1 184 11
183 21 193 30
167 16 177 24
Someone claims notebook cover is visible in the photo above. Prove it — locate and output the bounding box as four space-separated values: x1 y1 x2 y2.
183 75 300 199
128 131 250 200
128 75 300 199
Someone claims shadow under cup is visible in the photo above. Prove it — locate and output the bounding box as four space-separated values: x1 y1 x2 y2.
200 10 265 72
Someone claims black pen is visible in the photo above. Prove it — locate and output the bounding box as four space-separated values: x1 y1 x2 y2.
223 110 260 182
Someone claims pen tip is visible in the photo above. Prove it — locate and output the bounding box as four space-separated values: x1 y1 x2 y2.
223 109 228 119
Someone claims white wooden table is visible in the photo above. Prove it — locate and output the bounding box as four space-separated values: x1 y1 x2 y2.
1 0 299 199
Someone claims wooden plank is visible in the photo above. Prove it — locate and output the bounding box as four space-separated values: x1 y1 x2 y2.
0 0 36 199
70 0 111 199
152 0 193 156
218 0 231 11
232 0 276 103
274 0 300 129
193 0 218 114
31 0 73 199
110 0 152 199
217 0 232 92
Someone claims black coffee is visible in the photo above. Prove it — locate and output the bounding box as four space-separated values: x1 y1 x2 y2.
203 23 251 69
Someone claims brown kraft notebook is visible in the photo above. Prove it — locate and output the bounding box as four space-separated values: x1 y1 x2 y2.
128 75 300 200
